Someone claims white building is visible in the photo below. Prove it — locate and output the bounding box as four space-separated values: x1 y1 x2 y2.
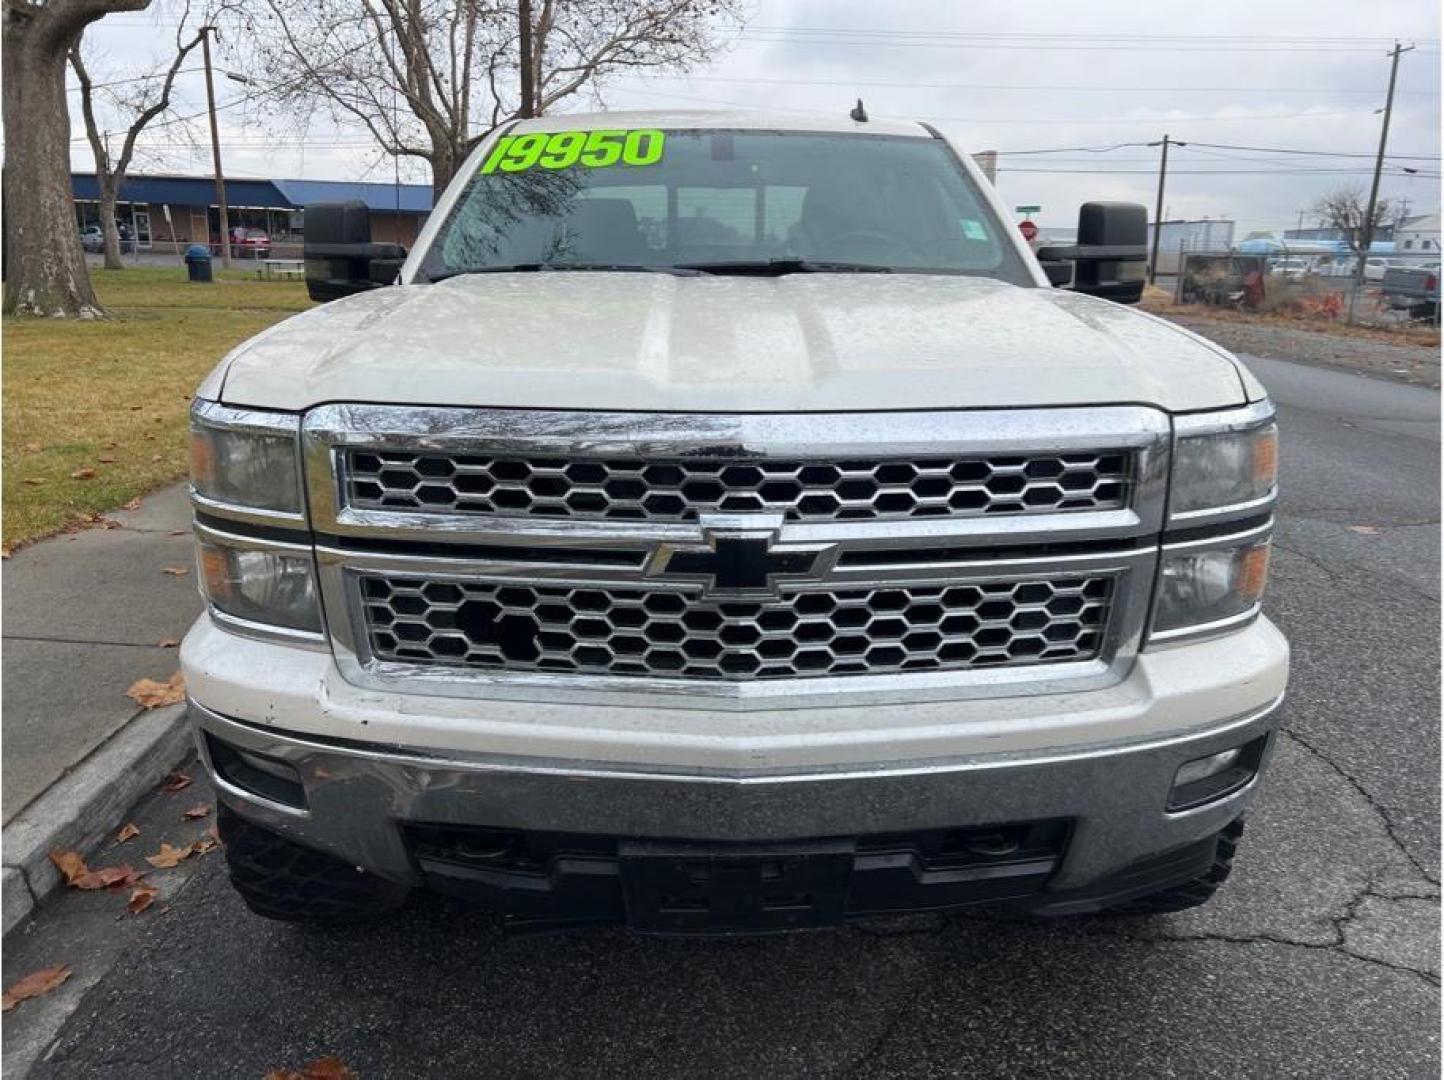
1394 213 1441 259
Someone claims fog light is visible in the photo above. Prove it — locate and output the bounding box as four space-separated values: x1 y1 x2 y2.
1168 735 1269 811
1174 747 1243 788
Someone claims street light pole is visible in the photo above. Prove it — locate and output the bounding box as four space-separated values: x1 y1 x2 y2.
1348 40 1413 324
200 25 231 269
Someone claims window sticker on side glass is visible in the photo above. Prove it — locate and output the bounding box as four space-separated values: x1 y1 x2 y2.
961 218 987 240
480 129 666 174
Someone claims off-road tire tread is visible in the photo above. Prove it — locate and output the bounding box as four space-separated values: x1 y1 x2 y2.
1104 818 1245 915
218 804 408 922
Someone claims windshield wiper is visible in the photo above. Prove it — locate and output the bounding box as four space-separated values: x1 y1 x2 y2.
674 258 895 275
428 263 701 282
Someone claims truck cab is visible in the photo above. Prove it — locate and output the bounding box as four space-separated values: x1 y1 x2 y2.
184 110 1286 933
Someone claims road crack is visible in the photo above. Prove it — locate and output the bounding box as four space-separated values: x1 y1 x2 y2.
1281 728 1440 886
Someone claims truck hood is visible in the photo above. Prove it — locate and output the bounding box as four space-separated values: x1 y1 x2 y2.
210 273 1255 413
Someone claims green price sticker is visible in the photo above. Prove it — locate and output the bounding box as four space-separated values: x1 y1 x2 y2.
480 129 666 175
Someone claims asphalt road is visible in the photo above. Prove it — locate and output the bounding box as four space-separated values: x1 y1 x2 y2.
5 354 1439 1079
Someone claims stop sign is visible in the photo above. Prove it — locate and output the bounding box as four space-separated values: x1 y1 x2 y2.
1018 219 1038 242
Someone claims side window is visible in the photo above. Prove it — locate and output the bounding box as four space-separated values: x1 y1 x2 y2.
676 187 756 248
763 186 806 246
578 186 667 251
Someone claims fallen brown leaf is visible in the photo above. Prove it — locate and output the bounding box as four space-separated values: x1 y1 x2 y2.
22 442 41 453
183 804 211 820
49 850 88 886
121 497 143 511
2 966 71 1012
70 468 97 480
160 771 192 793
22 477 46 486
116 823 141 844
1349 525 1382 535
98 456 117 464
192 829 221 856
157 637 179 648
262 1057 356 1080
145 842 193 869
127 883 159 915
168 529 187 536
103 441 118 450
126 673 185 709
161 565 189 577
152 454 164 462
72 865 144 891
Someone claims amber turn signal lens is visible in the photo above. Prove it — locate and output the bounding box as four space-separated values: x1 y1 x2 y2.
1252 428 1278 492
1237 542 1271 603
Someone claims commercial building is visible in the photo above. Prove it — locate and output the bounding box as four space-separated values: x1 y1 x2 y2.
70 173 432 254
1394 212 1441 256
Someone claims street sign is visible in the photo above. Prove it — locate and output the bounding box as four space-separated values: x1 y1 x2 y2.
1019 219 1039 242
1015 205 1041 214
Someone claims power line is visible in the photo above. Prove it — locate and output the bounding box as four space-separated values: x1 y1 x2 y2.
734 28 1439 55
627 72 1440 97
603 85 1385 127
1181 140 1439 159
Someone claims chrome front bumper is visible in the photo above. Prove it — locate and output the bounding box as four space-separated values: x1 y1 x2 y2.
193 690 1283 897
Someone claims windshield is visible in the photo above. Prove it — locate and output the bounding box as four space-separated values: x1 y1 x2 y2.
417 129 1032 283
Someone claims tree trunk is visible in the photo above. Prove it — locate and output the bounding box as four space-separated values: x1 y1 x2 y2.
2 5 104 317
430 146 457 202
99 175 124 270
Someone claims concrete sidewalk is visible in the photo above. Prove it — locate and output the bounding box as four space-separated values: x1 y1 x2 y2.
2 483 200 931
3 484 200 821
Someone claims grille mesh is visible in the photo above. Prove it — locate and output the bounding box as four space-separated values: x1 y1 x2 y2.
344 450 1131 523
360 574 1112 681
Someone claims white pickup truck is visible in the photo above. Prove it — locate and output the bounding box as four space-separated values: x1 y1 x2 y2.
183 110 1287 934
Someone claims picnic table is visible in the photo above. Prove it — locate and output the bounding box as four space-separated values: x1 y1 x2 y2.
257 258 305 281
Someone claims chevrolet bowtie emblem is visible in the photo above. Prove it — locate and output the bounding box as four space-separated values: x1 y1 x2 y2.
647 521 836 597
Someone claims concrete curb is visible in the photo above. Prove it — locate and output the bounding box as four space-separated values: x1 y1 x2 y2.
2 704 192 938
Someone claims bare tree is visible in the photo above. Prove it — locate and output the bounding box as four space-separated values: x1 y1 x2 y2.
229 0 744 198
1312 185 1397 257
3 0 151 317
70 12 206 270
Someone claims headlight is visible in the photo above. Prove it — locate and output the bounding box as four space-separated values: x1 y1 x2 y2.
198 532 322 634
190 401 304 517
1152 531 1271 639
1170 414 1277 518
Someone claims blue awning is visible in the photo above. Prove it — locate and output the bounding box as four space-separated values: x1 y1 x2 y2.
71 173 432 214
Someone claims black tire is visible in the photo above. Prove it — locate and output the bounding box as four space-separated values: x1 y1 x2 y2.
218 803 409 922
1103 818 1244 915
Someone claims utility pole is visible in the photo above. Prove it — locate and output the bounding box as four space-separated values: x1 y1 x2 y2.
1349 40 1413 324
518 0 535 118
1147 134 1185 284
200 26 231 268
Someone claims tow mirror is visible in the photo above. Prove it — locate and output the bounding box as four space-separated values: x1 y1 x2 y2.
1036 201 1148 304
303 200 406 302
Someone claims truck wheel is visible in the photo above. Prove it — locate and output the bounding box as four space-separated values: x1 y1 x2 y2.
217 803 409 922
1103 818 1244 915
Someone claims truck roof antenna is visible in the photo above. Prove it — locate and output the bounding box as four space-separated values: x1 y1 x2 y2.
849 98 868 123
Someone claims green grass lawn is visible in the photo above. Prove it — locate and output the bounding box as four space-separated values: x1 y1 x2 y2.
3 267 313 548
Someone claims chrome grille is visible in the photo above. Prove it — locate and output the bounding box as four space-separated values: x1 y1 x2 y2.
343 449 1131 523
359 574 1112 681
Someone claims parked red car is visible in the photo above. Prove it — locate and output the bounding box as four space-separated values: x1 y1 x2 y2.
225 227 271 258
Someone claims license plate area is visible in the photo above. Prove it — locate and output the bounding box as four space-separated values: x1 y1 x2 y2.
619 839 855 934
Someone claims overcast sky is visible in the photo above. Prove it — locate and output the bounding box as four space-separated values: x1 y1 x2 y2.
75 0 1441 234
